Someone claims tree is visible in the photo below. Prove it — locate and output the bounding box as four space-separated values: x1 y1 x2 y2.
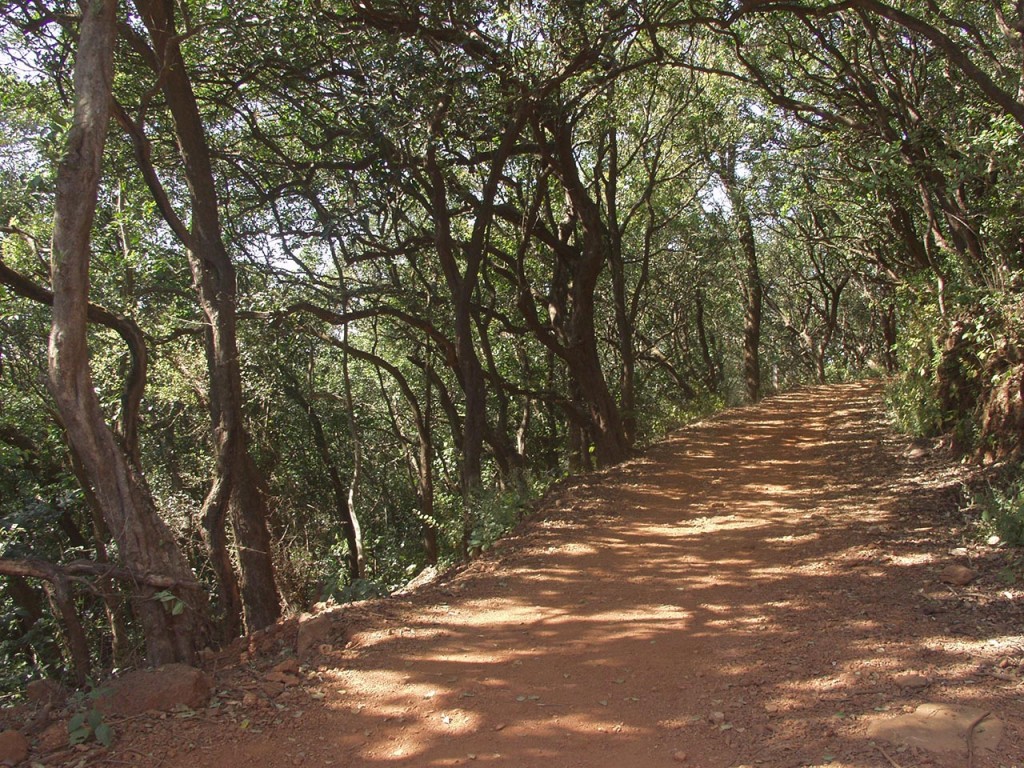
117 0 283 634
45 0 210 665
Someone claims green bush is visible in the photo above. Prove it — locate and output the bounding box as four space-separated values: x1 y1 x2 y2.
973 471 1024 546
466 483 537 555
884 374 944 438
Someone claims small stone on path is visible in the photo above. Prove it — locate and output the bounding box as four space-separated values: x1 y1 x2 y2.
894 672 930 689
939 564 977 586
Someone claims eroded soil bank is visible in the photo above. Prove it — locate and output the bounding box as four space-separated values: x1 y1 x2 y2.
60 383 1024 767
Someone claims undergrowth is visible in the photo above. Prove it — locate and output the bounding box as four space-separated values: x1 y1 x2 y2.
968 465 1024 547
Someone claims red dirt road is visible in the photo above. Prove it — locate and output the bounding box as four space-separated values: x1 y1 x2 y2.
90 383 1023 768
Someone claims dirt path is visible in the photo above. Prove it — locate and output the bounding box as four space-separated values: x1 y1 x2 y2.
94 383 1023 767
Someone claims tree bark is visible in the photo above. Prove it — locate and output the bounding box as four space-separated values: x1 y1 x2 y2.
0 258 147 463
741 216 764 402
340 322 366 580
719 162 763 403
603 129 637 447
536 113 631 467
281 372 363 581
46 0 210 665
67 448 133 667
132 0 281 633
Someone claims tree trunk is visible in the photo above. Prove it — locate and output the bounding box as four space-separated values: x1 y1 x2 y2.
695 288 722 392
739 209 763 402
68 446 133 667
417 436 438 565
4 577 44 666
540 115 631 467
47 0 210 665
566 298 631 467
882 302 898 373
200 481 243 640
340 323 366 580
43 575 91 687
281 372 363 581
719 163 762 403
133 0 281 633
604 129 637 447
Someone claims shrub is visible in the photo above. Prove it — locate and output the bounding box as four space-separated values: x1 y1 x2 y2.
973 470 1024 546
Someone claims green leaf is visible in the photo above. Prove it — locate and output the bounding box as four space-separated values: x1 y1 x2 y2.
171 600 185 616
94 723 114 747
68 726 91 746
87 709 103 729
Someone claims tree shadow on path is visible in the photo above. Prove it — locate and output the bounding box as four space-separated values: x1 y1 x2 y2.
125 383 1023 768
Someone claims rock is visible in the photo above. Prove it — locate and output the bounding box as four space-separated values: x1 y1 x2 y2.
261 681 286 699
94 664 213 717
894 672 931 689
0 730 29 765
272 658 300 675
297 611 344 658
25 679 66 708
394 565 439 595
939 565 977 586
36 722 66 754
865 703 1003 754
671 751 688 763
265 659 302 686
709 711 726 725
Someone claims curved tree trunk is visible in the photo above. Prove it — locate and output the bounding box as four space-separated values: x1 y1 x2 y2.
47 0 210 664
132 0 281 633
539 115 631 468
340 323 366 580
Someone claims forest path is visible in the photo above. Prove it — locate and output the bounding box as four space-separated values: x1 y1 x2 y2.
103 382 1023 768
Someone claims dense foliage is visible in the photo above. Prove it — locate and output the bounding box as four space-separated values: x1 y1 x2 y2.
0 0 1021 692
